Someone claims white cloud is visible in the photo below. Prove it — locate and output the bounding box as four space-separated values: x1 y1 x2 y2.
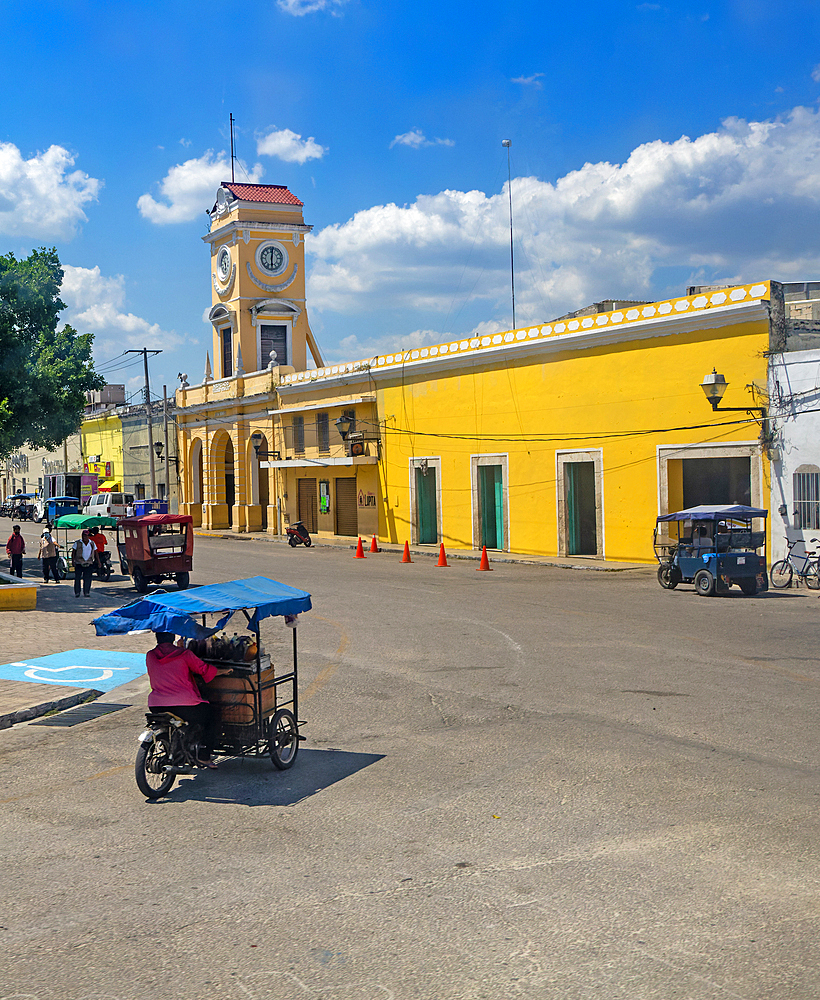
60 265 187 356
137 151 263 224
0 143 100 240
812 63 820 83
256 128 327 164
390 128 455 149
277 0 349 14
511 73 544 89
307 106 820 329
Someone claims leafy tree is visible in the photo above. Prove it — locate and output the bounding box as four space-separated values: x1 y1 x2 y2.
0 247 104 456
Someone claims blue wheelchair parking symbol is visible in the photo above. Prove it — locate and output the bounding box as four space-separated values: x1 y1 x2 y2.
0 650 146 692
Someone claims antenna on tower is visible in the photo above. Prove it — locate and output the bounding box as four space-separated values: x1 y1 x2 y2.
230 113 235 183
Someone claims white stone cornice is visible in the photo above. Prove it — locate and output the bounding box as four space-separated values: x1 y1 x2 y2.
203 219 313 245
246 262 299 293
278 298 772 394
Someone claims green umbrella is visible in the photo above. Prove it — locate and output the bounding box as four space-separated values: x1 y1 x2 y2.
52 513 119 530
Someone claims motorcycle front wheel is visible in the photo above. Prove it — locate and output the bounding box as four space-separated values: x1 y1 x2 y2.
288 535 298 547
135 738 176 799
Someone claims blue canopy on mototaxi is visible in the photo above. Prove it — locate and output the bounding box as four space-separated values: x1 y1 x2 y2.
653 504 768 597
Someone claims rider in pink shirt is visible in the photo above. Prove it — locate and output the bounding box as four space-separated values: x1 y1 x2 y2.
146 632 231 766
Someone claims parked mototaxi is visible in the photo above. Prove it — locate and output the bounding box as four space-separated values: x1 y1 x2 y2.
51 513 119 580
654 504 768 596
117 513 193 592
39 495 80 524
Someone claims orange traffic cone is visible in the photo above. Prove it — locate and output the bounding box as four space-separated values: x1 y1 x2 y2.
401 541 413 563
436 543 449 567
355 537 366 559
370 535 379 553
477 545 492 571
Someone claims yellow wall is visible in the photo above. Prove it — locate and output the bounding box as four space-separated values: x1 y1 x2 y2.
375 312 770 562
81 413 123 486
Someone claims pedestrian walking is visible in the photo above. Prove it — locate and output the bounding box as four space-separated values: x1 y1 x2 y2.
38 528 60 583
5 524 25 578
72 529 98 598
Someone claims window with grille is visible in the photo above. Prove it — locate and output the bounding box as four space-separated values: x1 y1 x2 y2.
794 467 820 529
317 413 330 453
293 416 305 455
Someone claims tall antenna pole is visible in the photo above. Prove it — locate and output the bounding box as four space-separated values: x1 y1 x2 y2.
230 113 235 183
502 139 516 330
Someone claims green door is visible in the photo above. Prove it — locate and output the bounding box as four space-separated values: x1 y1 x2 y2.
415 467 438 543
478 465 504 549
566 461 597 555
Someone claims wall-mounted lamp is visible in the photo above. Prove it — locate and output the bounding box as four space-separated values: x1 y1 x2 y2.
153 441 164 459
335 412 354 441
699 369 771 448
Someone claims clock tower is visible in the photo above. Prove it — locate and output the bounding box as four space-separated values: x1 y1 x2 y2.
203 182 324 378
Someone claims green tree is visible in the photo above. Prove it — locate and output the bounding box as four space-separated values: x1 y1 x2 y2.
0 247 104 456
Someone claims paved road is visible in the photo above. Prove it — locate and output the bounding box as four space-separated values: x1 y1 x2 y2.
1 536 819 999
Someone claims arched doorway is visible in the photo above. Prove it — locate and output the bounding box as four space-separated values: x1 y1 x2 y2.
209 431 235 529
248 434 270 529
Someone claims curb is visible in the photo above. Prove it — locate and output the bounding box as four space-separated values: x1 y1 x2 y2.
194 530 651 573
0 688 102 731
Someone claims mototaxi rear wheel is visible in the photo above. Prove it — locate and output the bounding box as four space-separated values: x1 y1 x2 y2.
268 709 299 770
694 569 715 597
135 737 176 799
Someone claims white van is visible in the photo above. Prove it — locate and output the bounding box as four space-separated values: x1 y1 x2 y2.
83 492 135 518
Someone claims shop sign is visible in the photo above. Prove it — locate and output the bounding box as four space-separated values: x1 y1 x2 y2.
358 490 377 508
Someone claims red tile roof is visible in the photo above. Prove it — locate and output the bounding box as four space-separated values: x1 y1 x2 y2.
223 182 303 207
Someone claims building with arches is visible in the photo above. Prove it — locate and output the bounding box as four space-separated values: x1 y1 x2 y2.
178 182 818 562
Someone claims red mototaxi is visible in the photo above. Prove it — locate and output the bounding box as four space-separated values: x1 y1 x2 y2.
117 513 193 593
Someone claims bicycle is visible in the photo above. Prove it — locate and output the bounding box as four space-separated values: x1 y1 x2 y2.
770 537 820 589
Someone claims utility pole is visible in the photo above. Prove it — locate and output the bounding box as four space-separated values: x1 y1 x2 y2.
126 349 161 498
502 139 516 330
163 385 170 509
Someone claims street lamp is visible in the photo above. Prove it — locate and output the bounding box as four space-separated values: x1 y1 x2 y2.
153 440 164 460
335 412 354 441
251 431 263 457
699 369 771 447
502 139 515 330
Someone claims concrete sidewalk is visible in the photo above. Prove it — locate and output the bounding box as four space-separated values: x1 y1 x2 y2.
194 527 654 573
0 522 152 729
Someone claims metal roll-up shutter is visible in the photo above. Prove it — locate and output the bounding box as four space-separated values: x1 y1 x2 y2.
297 478 318 533
335 477 358 536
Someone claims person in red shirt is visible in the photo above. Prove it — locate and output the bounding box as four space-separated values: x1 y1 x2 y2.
89 526 107 554
5 524 25 578
146 631 232 767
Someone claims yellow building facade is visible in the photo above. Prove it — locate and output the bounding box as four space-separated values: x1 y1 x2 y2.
80 410 123 490
177 182 775 563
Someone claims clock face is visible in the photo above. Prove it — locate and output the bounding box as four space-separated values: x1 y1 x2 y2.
258 242 288 276
217 247 231 282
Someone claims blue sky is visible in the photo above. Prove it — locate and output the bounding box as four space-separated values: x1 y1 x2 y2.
4 0 820 396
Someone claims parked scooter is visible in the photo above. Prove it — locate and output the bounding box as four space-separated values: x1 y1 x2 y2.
286 520 312 547
94 550 113 581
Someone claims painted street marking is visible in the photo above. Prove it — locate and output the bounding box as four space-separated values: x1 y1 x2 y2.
0 649 146 692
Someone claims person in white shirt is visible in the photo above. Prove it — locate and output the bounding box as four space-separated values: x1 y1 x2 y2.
72 529 98 598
